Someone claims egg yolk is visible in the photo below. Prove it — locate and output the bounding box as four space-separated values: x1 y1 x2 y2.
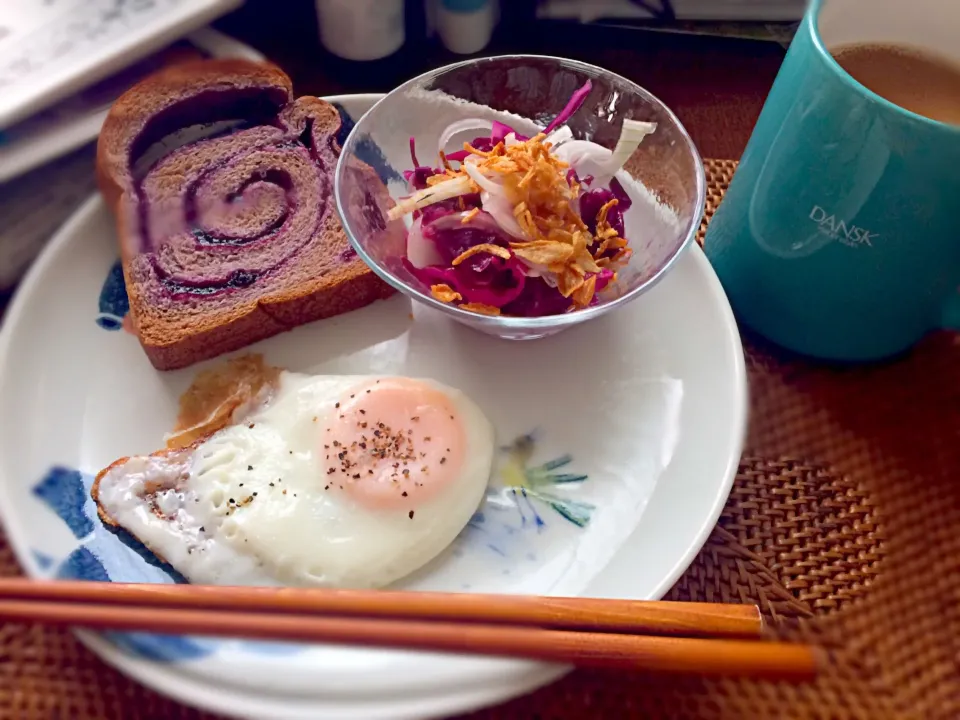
322 379 466 510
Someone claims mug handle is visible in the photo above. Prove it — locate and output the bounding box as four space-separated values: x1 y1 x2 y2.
943 287 960 331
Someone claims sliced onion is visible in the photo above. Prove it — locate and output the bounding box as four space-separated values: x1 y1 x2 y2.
406 216 444 269
462 161 506 198
553 140 625 190
553 120 656 185
514 257 559 287
387 175 475 220
438 118 493 159
553 139 611 174
480 191 527 240
603 119 658 178
544 125 573 148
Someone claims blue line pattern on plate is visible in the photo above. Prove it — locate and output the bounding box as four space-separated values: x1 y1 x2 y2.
30 466 302 662
31 549 54 571
331 102 404 186
32 466 94 538
95 259 129 331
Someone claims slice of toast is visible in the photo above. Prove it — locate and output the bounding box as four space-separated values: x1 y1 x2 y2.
96 59 394 370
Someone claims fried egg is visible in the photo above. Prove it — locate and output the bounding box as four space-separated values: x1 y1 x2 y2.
93 373 495 588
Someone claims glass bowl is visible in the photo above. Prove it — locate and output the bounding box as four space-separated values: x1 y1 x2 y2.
334 55 706 340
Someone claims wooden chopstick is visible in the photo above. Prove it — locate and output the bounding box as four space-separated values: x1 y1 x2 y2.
0 597 820 681
0 579 763 639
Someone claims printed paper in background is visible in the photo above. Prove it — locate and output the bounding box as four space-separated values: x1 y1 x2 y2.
0 0 241 130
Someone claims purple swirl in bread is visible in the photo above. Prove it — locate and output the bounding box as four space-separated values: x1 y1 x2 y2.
97 59 394 370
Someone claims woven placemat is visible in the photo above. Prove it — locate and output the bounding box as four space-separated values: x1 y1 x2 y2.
1 159 957 720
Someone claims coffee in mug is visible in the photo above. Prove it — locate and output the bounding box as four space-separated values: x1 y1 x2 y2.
831 43 960 125
704 0 960 361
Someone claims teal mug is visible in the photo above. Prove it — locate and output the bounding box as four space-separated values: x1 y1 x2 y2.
704 0 960 361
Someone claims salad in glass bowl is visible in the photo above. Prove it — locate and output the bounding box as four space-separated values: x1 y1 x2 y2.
391 80 659 317
335 55 706 339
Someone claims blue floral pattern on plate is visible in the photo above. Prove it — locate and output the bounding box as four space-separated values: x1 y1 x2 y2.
471 433 594 530
463 433 594 566
492 432 593 528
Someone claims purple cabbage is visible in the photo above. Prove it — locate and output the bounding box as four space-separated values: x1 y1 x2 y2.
502 279 571 317
403 166 439 190
609 176 632 210
446 137 491 163
491 121 529 144
407 210 529 308
544 79 593 134
403 261 455 289
454 252 527 307
579 188 625 238
418 194 482 227
420 209 507 264
445 124 530 163
595 267 616 292
398 79 627 317
405 233 615 317
565 169 596 189
468 136 496 153
586 269 617 307
504 267 617 316
491 121 513 144
404 254 526 309
409 136 421 168
446 136 493 163
403 137 437 191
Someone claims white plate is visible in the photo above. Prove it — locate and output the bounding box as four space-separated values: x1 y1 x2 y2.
0 94 747 720
0 28 264 184
0 0 241 131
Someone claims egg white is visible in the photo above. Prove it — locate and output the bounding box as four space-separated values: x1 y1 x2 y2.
95 373 495 588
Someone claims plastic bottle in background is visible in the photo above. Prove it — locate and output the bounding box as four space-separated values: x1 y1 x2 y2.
435 0 498 54
315 0 405 61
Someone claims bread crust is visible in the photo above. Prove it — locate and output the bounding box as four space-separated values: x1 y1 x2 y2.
96 59 394 371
